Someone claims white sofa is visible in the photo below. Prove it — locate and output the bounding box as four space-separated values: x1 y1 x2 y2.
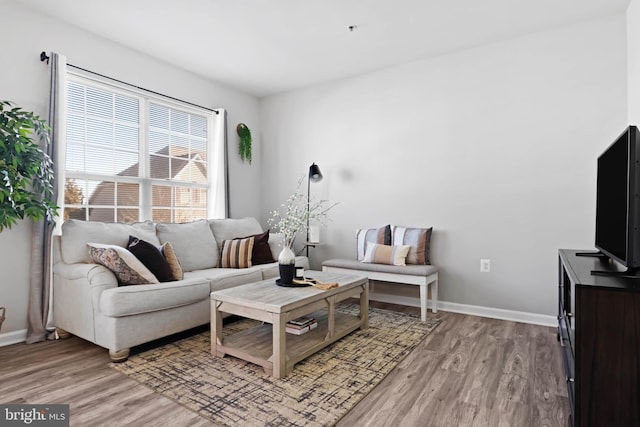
52 217 308 361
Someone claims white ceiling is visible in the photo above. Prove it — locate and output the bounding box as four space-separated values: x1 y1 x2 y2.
21 0 630 97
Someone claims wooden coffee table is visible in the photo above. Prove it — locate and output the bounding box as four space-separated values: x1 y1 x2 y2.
210 271 368 378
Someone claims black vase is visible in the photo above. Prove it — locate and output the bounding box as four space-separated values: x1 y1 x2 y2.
279 263 296 285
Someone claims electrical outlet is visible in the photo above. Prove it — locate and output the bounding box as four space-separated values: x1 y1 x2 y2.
480 259 491 272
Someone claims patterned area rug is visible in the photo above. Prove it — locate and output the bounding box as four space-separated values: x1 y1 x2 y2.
111 304 440 426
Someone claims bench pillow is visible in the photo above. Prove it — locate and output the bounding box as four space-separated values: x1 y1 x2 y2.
391 226 433 265
356 225 391 261
362 243 411 266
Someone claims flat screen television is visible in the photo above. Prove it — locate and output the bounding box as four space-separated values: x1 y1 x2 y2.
594 125 640 273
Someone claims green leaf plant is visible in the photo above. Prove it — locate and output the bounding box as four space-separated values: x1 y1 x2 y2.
0 101 58 231
237 123 252 164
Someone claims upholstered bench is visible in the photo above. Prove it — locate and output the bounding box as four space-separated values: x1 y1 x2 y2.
321 259 438 321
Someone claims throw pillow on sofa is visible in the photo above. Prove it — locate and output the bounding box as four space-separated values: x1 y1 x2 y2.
361 243 411 266
161 242 184 280
127 236 176 282
236 230 274 265
219 237 255 268
88 243 159 285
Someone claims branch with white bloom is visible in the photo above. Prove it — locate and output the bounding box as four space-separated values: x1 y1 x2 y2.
267 176 338 248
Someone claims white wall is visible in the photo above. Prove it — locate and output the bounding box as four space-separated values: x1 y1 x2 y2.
260 15 628 317
629 0 640 124
0 1 261 337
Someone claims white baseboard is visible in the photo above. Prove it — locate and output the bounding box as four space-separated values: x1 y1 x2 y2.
0 329 26 347
369 292 557 327
0 297 556 348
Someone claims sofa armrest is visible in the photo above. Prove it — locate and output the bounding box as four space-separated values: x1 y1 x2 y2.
52 261 118 342
53 262 118 302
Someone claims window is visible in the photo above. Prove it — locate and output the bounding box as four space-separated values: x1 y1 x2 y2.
63 72 225 224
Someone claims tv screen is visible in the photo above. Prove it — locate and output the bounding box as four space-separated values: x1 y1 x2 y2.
595 125 640 268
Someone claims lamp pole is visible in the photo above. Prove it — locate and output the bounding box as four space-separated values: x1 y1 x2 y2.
306 163 323 257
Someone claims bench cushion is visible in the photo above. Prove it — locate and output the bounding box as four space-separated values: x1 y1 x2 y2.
322 259 438 276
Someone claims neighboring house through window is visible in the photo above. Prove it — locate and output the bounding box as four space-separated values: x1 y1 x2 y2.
62 70 226 224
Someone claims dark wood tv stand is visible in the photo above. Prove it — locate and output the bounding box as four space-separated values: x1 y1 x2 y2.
558 249 640 426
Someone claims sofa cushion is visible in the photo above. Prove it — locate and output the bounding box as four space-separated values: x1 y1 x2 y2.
99 278 211 317
184 268 264 291
220 237 255 268
209 217 263 248
88 243 159 285
127 236 176 282
362 243 411 266
356 225 391 261
61 219 159 264
156 220 218 272
391 226 433 265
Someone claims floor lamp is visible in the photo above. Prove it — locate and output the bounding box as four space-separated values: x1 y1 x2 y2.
307 163 323 256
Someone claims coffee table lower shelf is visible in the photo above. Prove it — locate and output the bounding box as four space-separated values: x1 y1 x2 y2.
215 310 364 377
211 273 369 378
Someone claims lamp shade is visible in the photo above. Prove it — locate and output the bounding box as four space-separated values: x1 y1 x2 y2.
309 163 323 182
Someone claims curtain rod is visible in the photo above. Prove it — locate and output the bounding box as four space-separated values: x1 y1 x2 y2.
40 51 219 114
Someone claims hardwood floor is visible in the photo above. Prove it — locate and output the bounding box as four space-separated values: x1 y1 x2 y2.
0 303 569 426
337 303 569 427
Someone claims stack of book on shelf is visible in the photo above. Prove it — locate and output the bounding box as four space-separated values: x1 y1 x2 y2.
286 317 318 335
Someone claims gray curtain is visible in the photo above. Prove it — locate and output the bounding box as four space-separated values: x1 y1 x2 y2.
26 52 66 343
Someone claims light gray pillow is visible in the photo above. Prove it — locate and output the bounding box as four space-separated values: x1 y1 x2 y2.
61 219 158 264
268 232 286 260
209 217 263 249
156 220 218 272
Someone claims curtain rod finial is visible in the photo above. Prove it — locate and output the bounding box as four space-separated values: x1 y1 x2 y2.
40 51 50 64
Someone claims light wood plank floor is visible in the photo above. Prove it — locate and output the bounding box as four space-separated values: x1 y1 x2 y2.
0 303 569 426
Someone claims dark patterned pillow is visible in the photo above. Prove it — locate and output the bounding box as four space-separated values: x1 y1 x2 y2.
88 243 159 285
127 236 176 282
391 226 433 265
356 225 391 261
220 237 255 268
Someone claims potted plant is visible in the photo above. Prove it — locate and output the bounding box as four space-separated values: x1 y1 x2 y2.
237 123 252 164
0 101 58 231
268 177 337 283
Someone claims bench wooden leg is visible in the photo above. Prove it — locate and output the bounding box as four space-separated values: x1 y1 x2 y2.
419 285 428 322
431 278 438 314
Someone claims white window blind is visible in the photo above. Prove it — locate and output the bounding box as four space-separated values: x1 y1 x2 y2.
63 73 222 223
